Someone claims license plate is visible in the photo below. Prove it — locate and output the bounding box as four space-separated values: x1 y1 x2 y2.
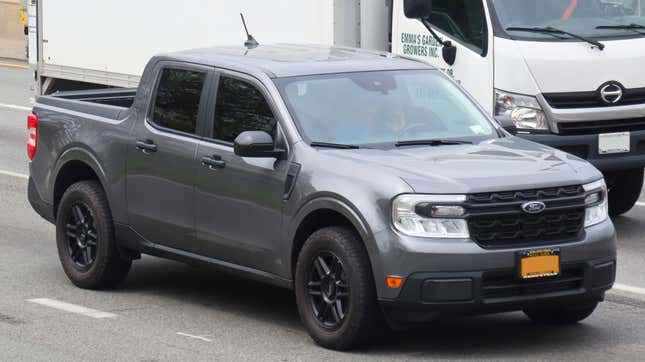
599 132 630 154
518 249 560 279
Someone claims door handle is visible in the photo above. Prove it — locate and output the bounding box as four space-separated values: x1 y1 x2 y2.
201 155 226 169
136 140 157 154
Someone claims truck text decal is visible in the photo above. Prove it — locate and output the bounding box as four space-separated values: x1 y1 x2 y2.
400 32 440 58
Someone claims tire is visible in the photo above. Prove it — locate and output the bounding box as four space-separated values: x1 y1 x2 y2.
56 181 131 289
608 168 644 216
523 302 598 325
294 226 380 350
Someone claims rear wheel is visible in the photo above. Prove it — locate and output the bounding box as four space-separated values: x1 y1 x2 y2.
294 226 380 350
523 302 598 325
607 168 643 216
56 181 131 289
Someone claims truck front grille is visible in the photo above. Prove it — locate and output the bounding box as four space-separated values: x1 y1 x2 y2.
465 185 586 248
543 87 645 109
558 117 645 135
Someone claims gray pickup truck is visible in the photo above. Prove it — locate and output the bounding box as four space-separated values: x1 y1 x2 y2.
28 44 616 350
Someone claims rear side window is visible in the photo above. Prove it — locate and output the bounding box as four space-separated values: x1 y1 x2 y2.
429 0 487 54
212 76 277 142
152 68 206 134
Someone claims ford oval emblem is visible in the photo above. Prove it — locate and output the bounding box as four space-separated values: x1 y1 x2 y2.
522 201 546 214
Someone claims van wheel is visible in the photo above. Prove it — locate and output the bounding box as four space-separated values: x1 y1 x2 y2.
294 226 380 350
56 181 131 289
523 302 598 325
608 168 643 216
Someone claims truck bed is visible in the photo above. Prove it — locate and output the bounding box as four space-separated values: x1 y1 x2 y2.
36 88 136 120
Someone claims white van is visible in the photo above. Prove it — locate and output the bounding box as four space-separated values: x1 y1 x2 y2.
392 0 645 215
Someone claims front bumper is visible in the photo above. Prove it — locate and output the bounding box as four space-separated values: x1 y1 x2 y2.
371 217 616 320
379 257 615 323
520 130 645 173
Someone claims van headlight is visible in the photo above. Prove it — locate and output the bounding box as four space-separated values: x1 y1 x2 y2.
583 179 608 227
495 89 548 131
392 194 469 238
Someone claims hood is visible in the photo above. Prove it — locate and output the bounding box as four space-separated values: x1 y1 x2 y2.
319 138 601 194
513 37 645 93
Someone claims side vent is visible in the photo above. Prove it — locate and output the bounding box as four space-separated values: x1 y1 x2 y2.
283 163 301 200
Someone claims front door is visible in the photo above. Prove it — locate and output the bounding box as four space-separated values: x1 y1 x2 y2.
194 72 289 275
127 64 211 253
392 0 495 113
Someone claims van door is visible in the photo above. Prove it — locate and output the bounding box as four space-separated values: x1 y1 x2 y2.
392 0 495 113
126 64 212 253
194 71 289 276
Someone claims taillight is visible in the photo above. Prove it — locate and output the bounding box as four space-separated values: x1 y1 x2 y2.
27 113 38 160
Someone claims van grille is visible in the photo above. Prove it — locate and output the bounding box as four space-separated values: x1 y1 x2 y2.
543 87 645 109
558 117 645 135
465 185 586 248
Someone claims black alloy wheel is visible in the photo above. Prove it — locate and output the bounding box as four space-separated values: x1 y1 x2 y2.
307 252 351 330
64 202 98 270
56 181 131 289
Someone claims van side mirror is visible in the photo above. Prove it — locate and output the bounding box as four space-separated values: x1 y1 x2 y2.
234 131 285 159
494 116 517 135
442 42 457 66
403 0 433 19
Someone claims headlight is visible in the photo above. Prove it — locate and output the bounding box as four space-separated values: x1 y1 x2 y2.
495 89 548 131
582 179 608 227
392 194 469 238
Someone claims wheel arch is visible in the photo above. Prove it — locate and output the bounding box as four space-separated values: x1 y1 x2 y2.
288 196 377 280
51 147 109 219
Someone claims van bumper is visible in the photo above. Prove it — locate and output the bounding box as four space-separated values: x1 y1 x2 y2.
520 130 645 173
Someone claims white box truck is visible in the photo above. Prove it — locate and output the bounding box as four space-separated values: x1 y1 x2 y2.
30 0 645 214
29 0 390 93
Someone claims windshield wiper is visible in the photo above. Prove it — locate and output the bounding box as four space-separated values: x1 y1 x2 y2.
310 141 360 149
596 23 645 34
395 139 473 147
506 26 605 50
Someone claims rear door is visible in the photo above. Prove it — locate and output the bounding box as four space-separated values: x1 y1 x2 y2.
127 63 213 253
194 71 290 275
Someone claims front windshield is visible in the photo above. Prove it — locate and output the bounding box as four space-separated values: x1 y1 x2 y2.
492 0 645 39
273 70 496 146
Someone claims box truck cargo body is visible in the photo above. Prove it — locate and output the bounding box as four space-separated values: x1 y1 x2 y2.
31 0 391 93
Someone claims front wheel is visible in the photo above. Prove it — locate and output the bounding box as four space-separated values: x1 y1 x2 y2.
294 227 381 350
56 181 131 289
523 302 598 325
607 168 643 216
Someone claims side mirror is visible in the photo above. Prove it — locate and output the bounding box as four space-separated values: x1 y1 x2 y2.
404 0 433 19
442 41 457 66
494 116 517 135
234 131 285 159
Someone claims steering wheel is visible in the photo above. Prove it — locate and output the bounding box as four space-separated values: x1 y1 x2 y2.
398 123 433 138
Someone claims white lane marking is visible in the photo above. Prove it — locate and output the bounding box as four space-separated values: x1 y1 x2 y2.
27 298 117 319
0 170 29 179
0 103 31 112
613 283 645 297
635 202 645 207
176 332 212 342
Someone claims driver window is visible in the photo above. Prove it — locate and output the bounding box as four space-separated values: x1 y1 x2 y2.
429 0 488 54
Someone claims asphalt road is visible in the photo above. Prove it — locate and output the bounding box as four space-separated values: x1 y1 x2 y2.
2 65 645 361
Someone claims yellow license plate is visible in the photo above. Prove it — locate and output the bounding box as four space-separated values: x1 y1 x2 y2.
519 249 560 279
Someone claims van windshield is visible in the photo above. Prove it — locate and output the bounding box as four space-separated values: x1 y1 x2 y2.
492 0 645 39
273 70 497 147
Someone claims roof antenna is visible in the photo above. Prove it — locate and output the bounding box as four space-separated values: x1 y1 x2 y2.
240 13 259 49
